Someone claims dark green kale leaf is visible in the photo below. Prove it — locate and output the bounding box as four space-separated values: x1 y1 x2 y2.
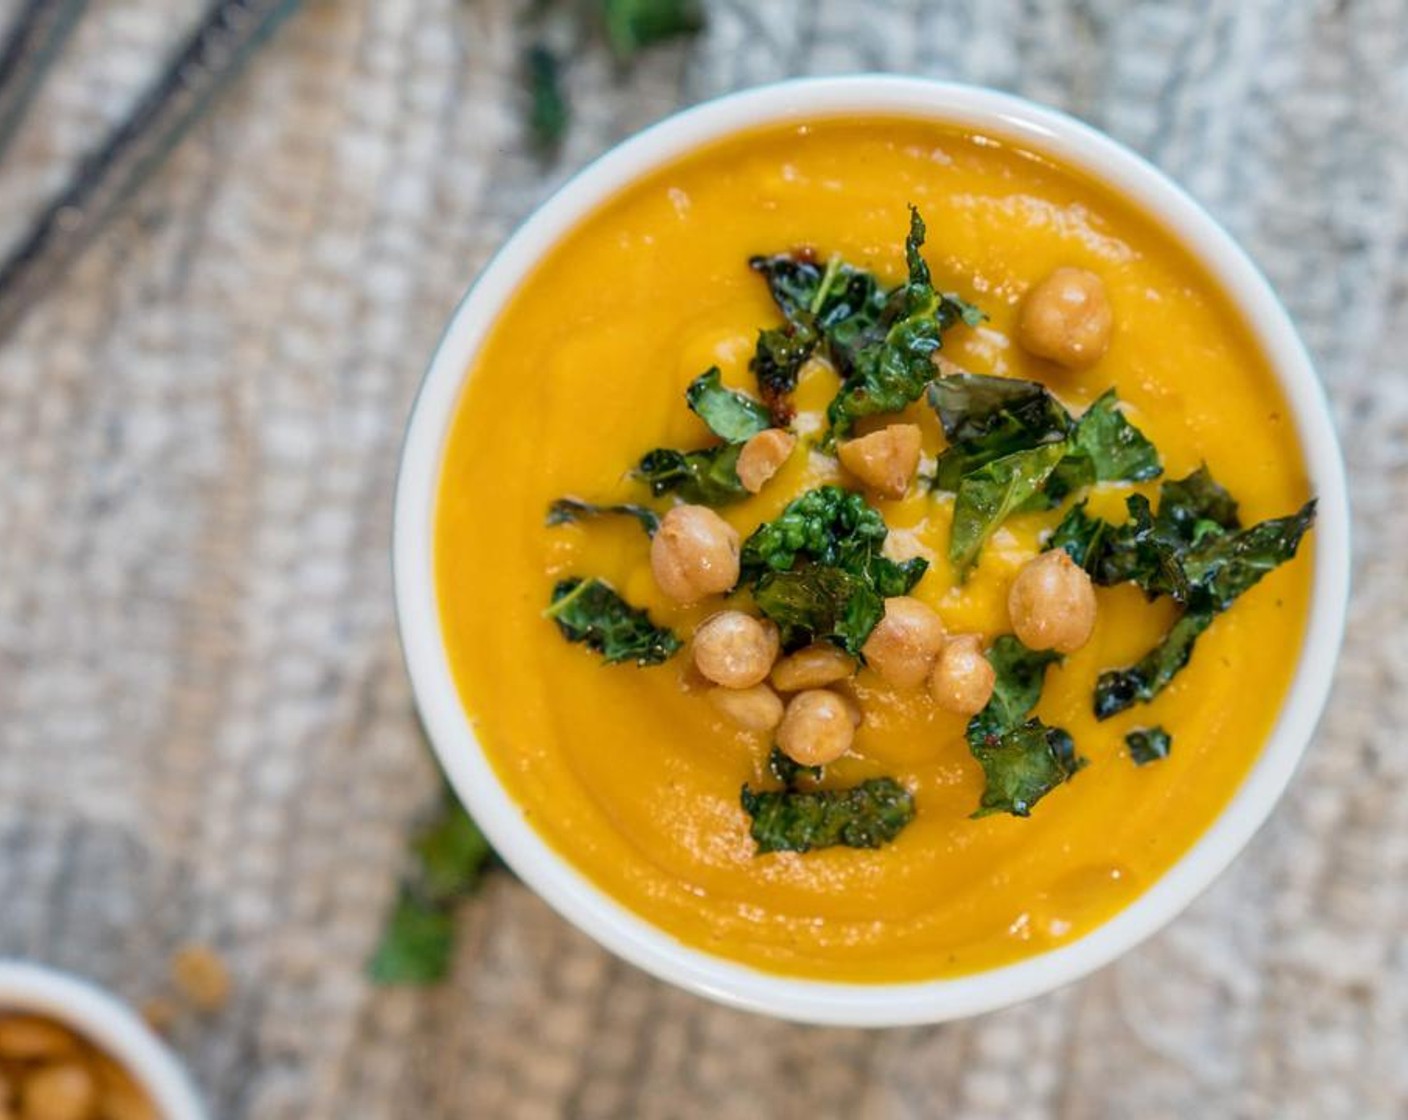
524 45 568 152
631 369 768 505
633 444 748 506
545 577 682 666
740 777 916 853
369 786 493 985
971 720 1083 818
547 497 659 536
1179 500 1317 614
750 322 816 426
949 442 1069 580
685 367 772 442
1094 610 1214 718
1085 493 1192 601
1157 464 1241 541
1046 500 1110 570
768 744 821 787
1041 389 1162 505
824 209 981 443
964 635 1081 818
1067 468 1315 718
751 564 884 655
928 373 1072 490
1126 726 1172 766
967 635 1062 744
602 0 704 60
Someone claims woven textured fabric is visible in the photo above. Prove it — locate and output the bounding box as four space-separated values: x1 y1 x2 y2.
0 1 1401 1116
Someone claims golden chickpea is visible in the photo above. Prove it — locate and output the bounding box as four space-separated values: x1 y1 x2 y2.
861 596 947 688
692 611 780 688
769 643 855 692
706 683 785 732
0 1018 77 1062
1017 267 1113 369
90 1059 156 1120
929 634 996 715
20 1062 96 1120
1008 550 1098 653
776 690 855 767
735 429 796 493
836 424 923 499
650 504 741 603
171 943 233 1012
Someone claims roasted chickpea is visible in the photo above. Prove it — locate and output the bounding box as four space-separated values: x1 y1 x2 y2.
929 634 996 715
836 424 923 499
861 596 947 688
706 683 785 732
21 1062 96 1120
776 690 855 767
769 643 854 692
1008 550 1097 653
1017 267 1113 369
692 611 780 688
736 428 796 493
650 504 741 603
0 1018 76 1061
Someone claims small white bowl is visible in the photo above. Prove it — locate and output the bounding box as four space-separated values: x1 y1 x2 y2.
0 960 206 1117
393 76 1350 1027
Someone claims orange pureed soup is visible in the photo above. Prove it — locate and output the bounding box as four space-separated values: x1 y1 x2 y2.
434 118 1312 982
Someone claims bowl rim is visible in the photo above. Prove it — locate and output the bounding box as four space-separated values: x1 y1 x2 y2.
0 960 207 1118
392 75 1350 1027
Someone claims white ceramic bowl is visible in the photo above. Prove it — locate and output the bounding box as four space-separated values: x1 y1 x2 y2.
393 76 1350 1027
0 960 206 1117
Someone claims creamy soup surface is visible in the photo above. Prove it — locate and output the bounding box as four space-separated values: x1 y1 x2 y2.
434 118 1312 982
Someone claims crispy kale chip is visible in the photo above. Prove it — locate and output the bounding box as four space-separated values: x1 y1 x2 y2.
547 497 659 536
1051 467 1317 717
736 485 927 653
632 368 769 506
741 777 916 853
749 209 982 442
929 375 1160 577
545 577 682 666
602 0 704 59
965 636 1083 817
1126 726 1173 766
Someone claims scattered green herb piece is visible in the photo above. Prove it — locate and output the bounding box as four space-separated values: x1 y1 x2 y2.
740 777 916 853
524 45 568 151
685 366 772 442
545 577 682 666
965 635 1083 817
602 0 704 60
737 485 926 651
1179 501 1318 614
547 497 659 536
1126 726 1172 765
369 787 493 985
768 745 821 787
1095 610 1214 718
949 442 1068 580
1046 500 1109 569
632 443 748 506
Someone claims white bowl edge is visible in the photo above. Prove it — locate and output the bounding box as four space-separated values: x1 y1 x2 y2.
0 960 207 1118
392 76 1351 1027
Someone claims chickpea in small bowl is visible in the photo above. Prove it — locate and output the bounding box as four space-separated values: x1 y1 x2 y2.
0 964 204 1120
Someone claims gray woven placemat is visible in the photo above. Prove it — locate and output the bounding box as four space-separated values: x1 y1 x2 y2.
0 1 1400 1116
